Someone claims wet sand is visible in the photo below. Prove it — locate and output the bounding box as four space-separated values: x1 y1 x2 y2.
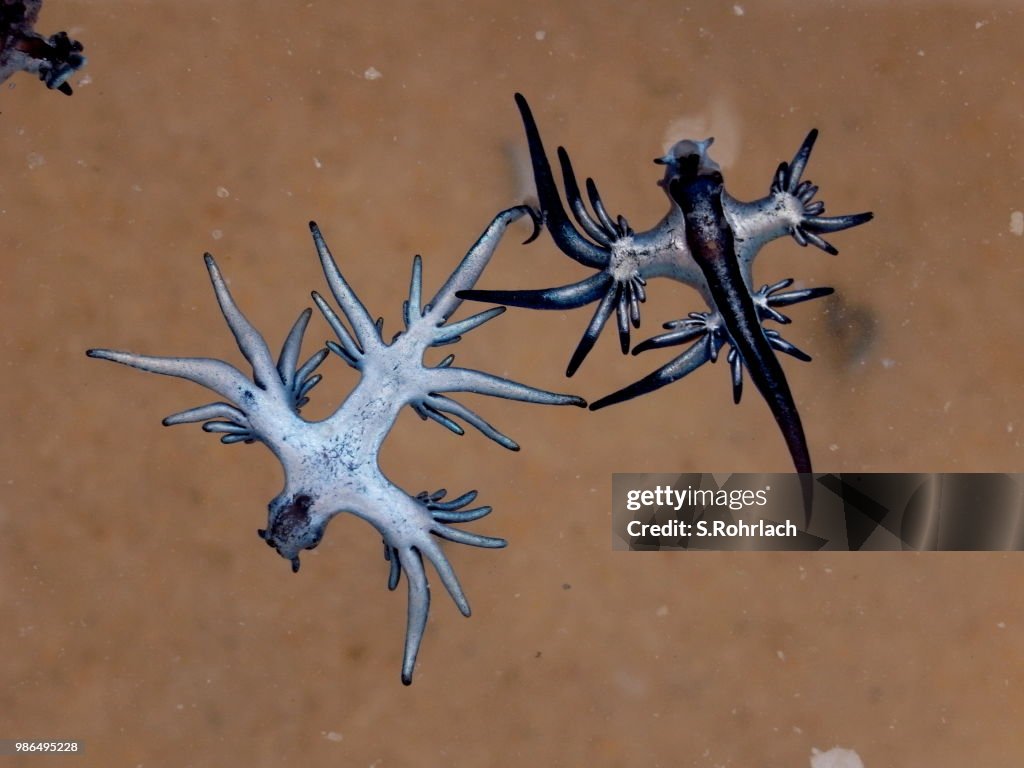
2 2 1022 766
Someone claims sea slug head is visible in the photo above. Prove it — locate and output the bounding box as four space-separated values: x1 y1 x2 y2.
258 493 327 573
655 138 721 189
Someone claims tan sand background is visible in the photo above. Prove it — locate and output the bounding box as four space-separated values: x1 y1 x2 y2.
2 1 1022 766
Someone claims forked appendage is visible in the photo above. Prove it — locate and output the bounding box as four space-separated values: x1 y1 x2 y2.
162 306 328 443
591 278 833 410
382 489 504 684
771 130 873 255
88 255 328 446
457 94 650 376
564 271 648 376
411 386 521 451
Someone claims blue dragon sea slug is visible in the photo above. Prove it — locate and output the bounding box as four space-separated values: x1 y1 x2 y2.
461 94 873 506
89 205 585 684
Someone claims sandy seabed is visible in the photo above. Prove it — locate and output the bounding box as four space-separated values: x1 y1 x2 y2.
2 2 1022 766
